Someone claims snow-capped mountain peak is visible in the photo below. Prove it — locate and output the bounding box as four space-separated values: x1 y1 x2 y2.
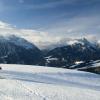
65 38 97 48
2 35 36 49
43 38 98 50
0 35 44 65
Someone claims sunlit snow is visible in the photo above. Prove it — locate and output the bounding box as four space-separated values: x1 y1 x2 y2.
0 64 100 100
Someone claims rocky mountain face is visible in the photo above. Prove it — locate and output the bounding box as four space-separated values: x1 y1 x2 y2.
44 38 100 68
0 35 45 65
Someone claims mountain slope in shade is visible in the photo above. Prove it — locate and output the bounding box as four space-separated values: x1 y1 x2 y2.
0 64 100 100
0 35 45 65
45 38 100 68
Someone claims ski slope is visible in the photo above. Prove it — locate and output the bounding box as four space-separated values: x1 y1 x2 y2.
0 64 100 100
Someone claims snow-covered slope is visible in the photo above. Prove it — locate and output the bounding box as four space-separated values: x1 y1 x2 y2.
0 64 100 100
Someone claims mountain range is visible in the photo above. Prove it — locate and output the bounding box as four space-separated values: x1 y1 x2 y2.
0 35 100 74
44 38 100 65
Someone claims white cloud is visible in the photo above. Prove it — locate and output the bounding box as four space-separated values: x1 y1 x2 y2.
0 21 58 48
44 15 100 40
0 20 99 49
0 21 15 29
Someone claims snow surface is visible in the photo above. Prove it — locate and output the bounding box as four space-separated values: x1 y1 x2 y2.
0 64 100 100
77 60 100 70
75 61 84 65
67 40 83 45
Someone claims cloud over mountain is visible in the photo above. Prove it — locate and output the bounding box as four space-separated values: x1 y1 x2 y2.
0 21 99 49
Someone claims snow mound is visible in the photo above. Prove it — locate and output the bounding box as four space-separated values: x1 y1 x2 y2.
0 64 100 100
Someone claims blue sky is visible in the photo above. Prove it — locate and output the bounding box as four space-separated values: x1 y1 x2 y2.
0 0 100 46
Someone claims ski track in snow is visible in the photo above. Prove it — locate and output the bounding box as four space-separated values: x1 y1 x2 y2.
16 80 46 100
0 64 100 100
